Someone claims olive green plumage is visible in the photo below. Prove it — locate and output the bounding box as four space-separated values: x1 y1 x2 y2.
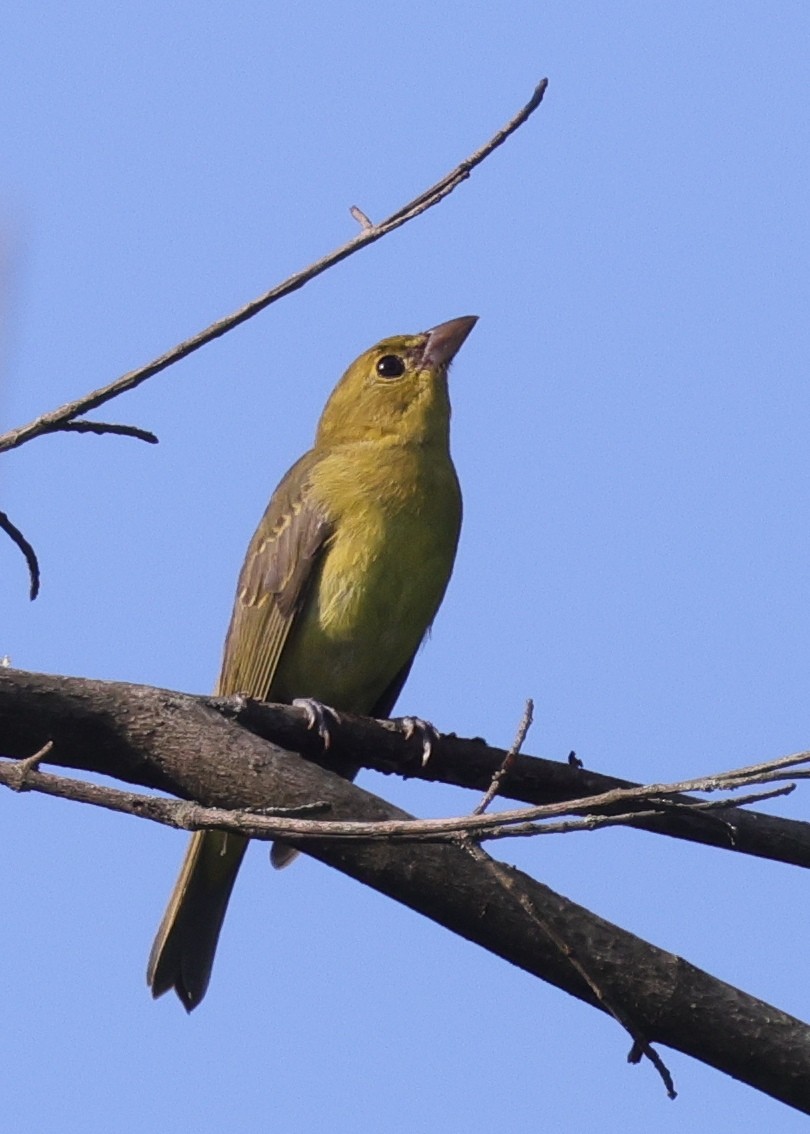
147 316 477 1010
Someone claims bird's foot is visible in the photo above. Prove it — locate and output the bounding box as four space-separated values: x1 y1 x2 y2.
293 698 342 750
400 716 440 766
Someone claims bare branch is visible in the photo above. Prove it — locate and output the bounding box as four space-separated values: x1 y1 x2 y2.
0 755 331 828
0 80 548 456
3 669 809 868
0 742 793 846
1 667 810 1110
227 694 810 870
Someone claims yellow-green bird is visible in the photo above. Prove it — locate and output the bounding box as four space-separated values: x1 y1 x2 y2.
147 315 477 1010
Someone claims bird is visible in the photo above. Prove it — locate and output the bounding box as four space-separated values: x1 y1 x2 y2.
147 315 477 1010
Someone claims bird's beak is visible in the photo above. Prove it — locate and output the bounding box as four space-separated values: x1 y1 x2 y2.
421 316 478 369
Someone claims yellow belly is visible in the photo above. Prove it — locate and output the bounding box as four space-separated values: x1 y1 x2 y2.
272 442 461 713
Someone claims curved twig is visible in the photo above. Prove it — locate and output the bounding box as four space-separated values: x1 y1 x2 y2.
51 420 159 443
0 510 41 599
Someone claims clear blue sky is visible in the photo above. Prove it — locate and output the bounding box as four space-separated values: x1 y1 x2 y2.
2 2 809 1130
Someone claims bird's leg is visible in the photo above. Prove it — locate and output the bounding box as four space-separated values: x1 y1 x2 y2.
292 698 342 750
400 717 441 766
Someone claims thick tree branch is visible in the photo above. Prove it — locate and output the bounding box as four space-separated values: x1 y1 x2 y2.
3 666 810 864
225 697 810 870
1 667 809 1111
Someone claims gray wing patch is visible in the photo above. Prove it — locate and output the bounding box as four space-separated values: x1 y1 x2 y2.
216 451 332 699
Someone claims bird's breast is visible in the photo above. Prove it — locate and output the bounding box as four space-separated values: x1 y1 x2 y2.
273 442 461 712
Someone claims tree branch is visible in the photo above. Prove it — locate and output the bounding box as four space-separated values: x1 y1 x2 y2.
1 666 809 1111
223 696 810 871
0 741 793 845
0 80 548 457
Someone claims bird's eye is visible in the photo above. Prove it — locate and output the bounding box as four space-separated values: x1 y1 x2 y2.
376 354 405 379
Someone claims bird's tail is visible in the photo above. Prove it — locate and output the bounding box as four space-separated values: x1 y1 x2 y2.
147 830 248 1011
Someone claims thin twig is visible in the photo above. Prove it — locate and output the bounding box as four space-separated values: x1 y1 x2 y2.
0 757 329 825
0 509 41 600
7 741 54 790
474 697 534 815
478 852 677 1099
0 751 800 844
479 783 794 841
0 80 549 456
349 206 374 230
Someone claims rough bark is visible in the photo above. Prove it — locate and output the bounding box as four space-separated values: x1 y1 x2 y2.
1 667 810 1111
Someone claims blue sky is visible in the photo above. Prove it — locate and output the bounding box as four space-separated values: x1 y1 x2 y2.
2 2 809 1130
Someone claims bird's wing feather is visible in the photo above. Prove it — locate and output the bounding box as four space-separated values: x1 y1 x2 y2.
216 451 332 699
370 653 417 719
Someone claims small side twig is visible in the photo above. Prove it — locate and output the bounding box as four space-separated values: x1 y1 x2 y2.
8 741 54 790
474 697 534 815
482 854 677 1099
464 697 673 1091
0 510 41 600
349 206 374 230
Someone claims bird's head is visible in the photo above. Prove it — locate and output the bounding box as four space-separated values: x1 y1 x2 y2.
316 316 478 448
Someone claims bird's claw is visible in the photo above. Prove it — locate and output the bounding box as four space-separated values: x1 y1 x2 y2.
293 698 342 749
400 716 440 766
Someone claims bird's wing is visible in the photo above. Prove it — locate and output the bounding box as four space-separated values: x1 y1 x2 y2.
370 653 417 719
216 451 332 699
